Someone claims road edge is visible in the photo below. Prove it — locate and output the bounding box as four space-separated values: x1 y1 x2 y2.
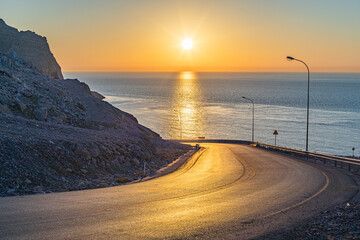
134 147 206 183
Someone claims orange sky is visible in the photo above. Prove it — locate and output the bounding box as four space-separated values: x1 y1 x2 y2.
1 0 360 72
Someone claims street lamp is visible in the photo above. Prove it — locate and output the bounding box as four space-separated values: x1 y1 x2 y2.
242 96 254 142
287 56 310 152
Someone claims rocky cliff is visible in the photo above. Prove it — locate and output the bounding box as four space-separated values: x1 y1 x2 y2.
0 19 63 79
0 21 190 196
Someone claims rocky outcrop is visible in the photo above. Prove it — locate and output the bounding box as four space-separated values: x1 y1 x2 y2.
0 19 63 79
0 52 155 134
91 91 105 99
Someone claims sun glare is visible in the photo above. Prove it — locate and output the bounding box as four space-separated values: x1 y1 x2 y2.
182 38 193 50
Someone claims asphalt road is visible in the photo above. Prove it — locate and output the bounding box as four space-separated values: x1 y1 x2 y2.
0 143 358 239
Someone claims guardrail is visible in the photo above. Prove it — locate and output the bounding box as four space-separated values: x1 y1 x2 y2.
176 139 360 174
174 139 360 174
177 139 253 145
256 142 360 174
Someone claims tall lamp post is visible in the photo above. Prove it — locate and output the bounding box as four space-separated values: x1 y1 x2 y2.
287 56 310 152
242 96 254 142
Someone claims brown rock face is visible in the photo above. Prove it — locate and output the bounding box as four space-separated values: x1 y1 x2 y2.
0 19 63 79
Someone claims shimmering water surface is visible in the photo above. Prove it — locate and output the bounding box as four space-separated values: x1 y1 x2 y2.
64 72 360 156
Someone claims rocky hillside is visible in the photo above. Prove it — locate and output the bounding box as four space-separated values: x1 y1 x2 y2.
0 22 191 197
0 19 63 79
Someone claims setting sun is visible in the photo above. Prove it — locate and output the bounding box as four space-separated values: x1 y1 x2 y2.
182 38 193 50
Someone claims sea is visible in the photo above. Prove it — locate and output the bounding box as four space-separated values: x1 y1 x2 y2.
64 72 360 156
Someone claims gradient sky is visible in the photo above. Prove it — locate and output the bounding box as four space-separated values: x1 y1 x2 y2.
1 0 360 72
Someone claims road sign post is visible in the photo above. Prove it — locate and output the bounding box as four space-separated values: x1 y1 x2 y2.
273 130 278 146
352 147 355 158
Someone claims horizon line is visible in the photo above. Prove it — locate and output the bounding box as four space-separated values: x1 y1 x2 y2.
63 70 360 74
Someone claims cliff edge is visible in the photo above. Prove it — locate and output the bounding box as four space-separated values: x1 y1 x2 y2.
0 19 63 79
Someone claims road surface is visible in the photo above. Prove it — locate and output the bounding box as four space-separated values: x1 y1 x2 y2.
0 143 357 239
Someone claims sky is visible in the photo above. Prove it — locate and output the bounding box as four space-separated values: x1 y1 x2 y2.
1 0 360 72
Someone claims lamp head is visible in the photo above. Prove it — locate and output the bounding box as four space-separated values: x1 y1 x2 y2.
286 56 295 61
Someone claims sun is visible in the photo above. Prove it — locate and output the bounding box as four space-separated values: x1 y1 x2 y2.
182 38 193 50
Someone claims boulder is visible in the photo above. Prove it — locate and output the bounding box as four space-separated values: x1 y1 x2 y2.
33 107 48 121
114 177 131 183
0 104 12 115
75 144 91 160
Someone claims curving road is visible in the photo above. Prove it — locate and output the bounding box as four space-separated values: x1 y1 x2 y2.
0 143 357 239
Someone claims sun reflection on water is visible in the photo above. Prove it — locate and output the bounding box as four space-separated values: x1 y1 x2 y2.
169 71 205 139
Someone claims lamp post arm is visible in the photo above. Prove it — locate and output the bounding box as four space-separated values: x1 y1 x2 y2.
293 59 310 73
243 97 254 105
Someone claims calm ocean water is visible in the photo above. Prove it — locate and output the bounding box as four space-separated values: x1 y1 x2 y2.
64 72 360 156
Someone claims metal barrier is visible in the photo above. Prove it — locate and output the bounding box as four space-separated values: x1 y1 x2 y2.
175 139 360 174
256 142 360 174
178 139 253 145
